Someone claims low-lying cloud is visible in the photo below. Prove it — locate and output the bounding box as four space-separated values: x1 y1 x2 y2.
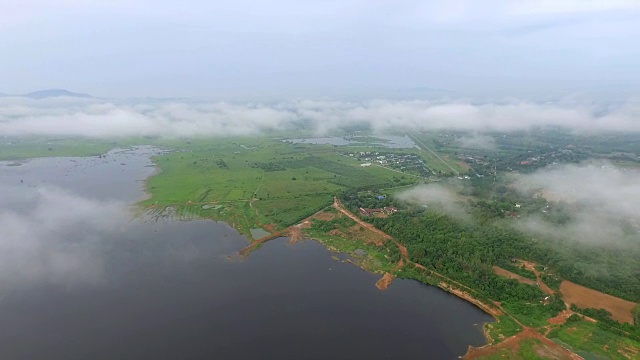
455 133 497 149
0 185 129 287
1 97 639 138
514 161 640 246
395 183 470 222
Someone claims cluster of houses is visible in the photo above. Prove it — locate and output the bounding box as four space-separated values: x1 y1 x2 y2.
456 154 487 165
358 206 399 217
344 151 433 176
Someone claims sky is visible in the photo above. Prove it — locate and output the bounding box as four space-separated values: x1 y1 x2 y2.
2 0 640 99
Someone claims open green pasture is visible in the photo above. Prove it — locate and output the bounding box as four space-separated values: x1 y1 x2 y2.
0 137 117 160
142 136 416 233
549 319 640 360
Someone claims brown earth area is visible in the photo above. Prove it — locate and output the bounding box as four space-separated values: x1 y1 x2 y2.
375 272 395 290
458 161 473 171
464 327 582 360
288 226 303 244
493 266 537 286
313 211 339 221
546 310 574 326
560 280 637 324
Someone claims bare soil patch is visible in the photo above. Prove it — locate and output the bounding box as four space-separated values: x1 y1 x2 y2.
560 280 637 324
464 327 581 360
288 226 303 244
375 272 395 290
264 223 278 232
313 211 340 221
547 310 574 326
457 161 473 171
493 266 537 286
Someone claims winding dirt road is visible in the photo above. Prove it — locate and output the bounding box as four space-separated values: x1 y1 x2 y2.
332 197 409 261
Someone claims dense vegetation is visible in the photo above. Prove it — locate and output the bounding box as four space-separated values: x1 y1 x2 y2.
370 211 564 324
570 305 640 341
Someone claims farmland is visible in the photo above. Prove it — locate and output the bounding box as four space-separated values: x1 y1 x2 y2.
141 136 419 237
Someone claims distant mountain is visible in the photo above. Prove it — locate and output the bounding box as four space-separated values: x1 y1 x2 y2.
18 89 93 99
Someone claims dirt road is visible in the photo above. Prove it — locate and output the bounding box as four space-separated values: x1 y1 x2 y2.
519 260 555 296
332 197 410 261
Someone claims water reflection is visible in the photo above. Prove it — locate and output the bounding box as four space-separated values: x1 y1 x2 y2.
0 147 492 360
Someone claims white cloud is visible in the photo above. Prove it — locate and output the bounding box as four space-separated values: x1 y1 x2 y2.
455 133 497 149
514 161 640 246
0 186 129 287
395 184 470 222
0 98 639 138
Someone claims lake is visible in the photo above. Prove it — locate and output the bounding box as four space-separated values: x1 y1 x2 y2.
285 135 418 149
0 147 493 360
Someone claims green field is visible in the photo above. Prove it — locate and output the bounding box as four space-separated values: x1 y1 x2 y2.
141 136 418 236
0 137 117 160
486 315 523 343
549 319 640 360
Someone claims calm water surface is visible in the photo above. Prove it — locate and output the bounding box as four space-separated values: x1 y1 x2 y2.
286 135 418 149
0 147 492 359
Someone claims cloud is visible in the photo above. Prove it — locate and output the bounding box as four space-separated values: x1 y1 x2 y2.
455 133 497 149
0 185 129 287
513 161 640 246
395 183 470 222
1 98 639 138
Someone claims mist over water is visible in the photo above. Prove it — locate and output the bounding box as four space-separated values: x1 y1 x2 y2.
0 148 492 359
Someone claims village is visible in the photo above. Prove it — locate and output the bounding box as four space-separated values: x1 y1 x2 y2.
343 151 434 177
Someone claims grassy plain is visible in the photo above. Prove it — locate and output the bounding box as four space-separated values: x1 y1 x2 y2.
549 319 640 360
141 136 419 237
0 137 117 160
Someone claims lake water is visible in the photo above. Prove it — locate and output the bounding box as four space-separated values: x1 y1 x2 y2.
0 147 492 360
286 135 418 149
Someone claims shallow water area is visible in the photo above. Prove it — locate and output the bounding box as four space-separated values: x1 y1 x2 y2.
0 146 493 360
285 135 418 149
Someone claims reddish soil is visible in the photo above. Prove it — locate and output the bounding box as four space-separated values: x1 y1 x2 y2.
458 161 473 171
464 327 582 360
375 272 395 290
560 280 637 324
264 223 278 232
547 310 574 325
332 197 409 261
313 211 339 221
493 266 537 286
298 220 311 229
333 197 392 238
288 226 303 244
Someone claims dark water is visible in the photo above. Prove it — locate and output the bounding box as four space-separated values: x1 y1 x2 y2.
0 147 492 360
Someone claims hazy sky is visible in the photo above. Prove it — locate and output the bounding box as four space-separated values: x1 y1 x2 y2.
2 0 640 98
